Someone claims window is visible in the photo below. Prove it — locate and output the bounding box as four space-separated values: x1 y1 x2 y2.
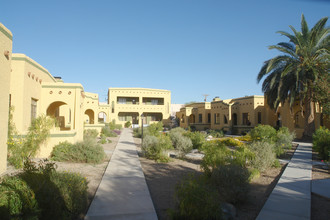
258 112 262 124
111 101 115 113
207 113 211 123
242 113 250 125
151 99 158 105
215 113 220 124
118 98 126 104
31 99 37 122
199 114 202 123
224 115 228 124
214 113 217 124
232 113 237 125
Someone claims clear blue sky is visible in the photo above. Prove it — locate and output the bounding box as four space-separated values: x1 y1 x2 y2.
1 0 329 103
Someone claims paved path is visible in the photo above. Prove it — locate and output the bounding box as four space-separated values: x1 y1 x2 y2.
257 142 313 220
85 128 158 220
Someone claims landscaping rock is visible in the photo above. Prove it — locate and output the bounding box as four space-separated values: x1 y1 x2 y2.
221 202 236 220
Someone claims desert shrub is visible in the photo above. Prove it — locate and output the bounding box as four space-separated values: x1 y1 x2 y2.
107 120 122 130
208 129 224 138
84 129 99 140
133 128 141 138
7 115 55 168
50 141 75 162
170 174 223 220
175 134 193 157
313 127 330 160
107 139 112 143
248 168 260 181
146 122 164 137
101 126 117 137
18 159 88 219
51 139 106 164
200 141 231 175
0 176 40 219
124 121 132 128
142 135 173 162
113 129 121 135
98 135 107 144
248 141 276 172
185 131 206 149
237 134 253 142
218 137 243 147
210 164 250 204
274 127 295 156
250 125 277 142
231 146 255 167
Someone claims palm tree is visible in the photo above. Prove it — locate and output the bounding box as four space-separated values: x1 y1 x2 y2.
257 14 329 138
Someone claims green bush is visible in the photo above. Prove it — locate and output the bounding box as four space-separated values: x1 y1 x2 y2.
210 164 250 204
313 127 330 160
142 134 173 162
275 127 295 156
0 160 88 219
20 159 87 219
7 115 55 168
174 134 193 158
124 121 132 128
231 146 255 167
170 174 223 220
218 137 243 147
146 122 164 137
84 129 99 139
101 126 117 137
248 141 276 172
0 176 40 219
185 131 206 149
250 125 277 142
51 139 106 164
208 129 224 138
107 120 122 130
200 141 231 175
98 135 107 144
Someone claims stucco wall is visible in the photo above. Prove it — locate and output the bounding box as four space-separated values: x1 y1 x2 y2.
108 88 171 126
0 23 12 174
10 54 56 133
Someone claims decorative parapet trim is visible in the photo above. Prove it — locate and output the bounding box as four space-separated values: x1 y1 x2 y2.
0 23 13 40
85 95 99 100
42 84 84 90
12 56 56 82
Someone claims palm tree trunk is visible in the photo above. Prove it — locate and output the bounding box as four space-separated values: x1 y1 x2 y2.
303 88 315 138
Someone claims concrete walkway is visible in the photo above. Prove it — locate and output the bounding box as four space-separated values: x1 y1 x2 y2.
85 128 158 220
257 142 313 220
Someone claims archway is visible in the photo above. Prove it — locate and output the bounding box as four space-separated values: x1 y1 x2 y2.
85 109 95 124
189 114 195 124
46 101 72 130
98 111 107 123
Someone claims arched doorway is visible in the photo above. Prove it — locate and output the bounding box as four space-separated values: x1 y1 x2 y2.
46 101 72 130
98 112 107 123
85 109 95 124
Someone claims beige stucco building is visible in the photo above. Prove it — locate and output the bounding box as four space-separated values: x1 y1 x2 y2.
0 23 12 174
108 88 171 127
177 95 329 137
0 23 173 175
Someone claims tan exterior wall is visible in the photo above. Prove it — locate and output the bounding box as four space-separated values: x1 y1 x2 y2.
108 88 171 127
0 23 12 174
10 54 56 133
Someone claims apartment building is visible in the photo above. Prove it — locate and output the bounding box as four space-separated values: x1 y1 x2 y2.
108 88 171 127
177 95 329 138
